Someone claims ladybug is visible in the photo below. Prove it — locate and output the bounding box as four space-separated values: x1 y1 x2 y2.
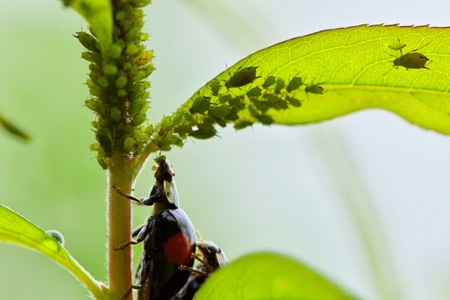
115 156 196 300
172 241 228 300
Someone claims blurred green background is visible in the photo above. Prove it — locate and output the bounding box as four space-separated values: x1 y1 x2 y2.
1 1 450 299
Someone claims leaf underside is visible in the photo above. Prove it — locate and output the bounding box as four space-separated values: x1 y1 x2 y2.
166 24 450 140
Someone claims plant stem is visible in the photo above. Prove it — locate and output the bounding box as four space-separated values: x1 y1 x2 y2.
107 157 135 299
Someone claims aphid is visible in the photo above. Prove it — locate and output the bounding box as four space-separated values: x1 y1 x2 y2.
388 38 406 53
218 94 232 104
286 97 302 107
134 50 154 66
190 124 217 140
252 100 269 112
385 42 431 74
209 106 231 118
174 124 193 135
96 127 113 157
114 157 196 300
75 31 99 53
262 76 276 89
393 52 429 70
286 76 303 92
174 241 228 299
234 120 253 130
246 87 262 98
256 114 274 125
225 66 259 89
305 83 325 94
210 80 221 96
189 96 211 114
274 78 285 94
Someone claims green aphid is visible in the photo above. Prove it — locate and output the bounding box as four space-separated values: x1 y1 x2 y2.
225 66 259 89
274 78 285 94
286 77 303 92
214 117 227 128
286 97 302 107
253 100 269 112
161 134 182 147
305 83 325 94
256 114 274 125
262 76 276 89
210 80 221 96
234 121 253 130
209 106 231 118
218 94 232 104
123 136 137 152
388 38 406 52
203 116 216 125
174 124 193 135
275 100 289 110
264 94 280 103
131 113 146 126
228 97 245 111
223 111 239 121
246 87 262 98
189 96 211 114
248 105 259 117
75 31 99 53
96 127 113 157
393 52 429 69
190 124 217 139
158 116 173 135
110 107 122 122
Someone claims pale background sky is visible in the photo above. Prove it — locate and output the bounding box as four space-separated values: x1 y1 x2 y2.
0 0 449 299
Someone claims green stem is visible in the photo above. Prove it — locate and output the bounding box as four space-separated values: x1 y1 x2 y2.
107 156 136 299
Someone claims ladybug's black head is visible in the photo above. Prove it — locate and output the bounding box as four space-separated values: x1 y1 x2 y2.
154 156 175 185
153 156 180 208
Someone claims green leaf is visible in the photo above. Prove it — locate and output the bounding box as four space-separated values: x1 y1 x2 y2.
0 205 107 299
61 0 112 51
171 25 450 138
194 252 356 299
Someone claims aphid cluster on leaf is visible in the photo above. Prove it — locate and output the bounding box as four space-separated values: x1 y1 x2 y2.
188 66 315 133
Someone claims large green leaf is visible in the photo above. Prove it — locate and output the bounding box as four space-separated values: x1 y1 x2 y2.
161 25 450 146
194 252 356 300
0 205 106 299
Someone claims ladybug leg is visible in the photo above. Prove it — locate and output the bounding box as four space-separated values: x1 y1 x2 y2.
115 219 153 251
135 219 151 242
118 287 133 300
178 264 209 277
113 184 162 206
131 224 146 238
113 184 142 203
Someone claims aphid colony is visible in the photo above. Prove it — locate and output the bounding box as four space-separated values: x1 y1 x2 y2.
177 66 325 132
114 157 228 300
